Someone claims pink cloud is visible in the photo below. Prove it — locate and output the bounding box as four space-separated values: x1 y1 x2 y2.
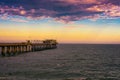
0 13 9 20
0 13 28 23
86 3 120 17
60 0 105 4
0 0 120 23
10 18 28 23
38 8 58 16
0 6 27 16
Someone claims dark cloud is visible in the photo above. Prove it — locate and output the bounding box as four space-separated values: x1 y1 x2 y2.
107 0 120 5
0 0 120 22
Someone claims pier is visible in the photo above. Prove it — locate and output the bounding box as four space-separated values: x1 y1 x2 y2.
0 40 57 56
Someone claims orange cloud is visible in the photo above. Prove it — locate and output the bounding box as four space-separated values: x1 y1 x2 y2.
20 10 26 15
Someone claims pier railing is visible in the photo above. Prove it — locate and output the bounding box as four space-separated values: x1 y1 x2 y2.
0 40 57 57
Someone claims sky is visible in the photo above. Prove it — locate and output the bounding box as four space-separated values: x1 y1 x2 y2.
0 0 120 44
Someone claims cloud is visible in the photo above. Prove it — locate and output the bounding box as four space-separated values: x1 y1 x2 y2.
10 18 28 23
0 0 120 23
87 3 120 17
0 14 28 23
59 0 103 4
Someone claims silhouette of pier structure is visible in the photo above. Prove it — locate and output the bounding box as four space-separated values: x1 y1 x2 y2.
0 40 57 56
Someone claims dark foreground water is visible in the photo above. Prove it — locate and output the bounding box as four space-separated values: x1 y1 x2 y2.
0 44 120 80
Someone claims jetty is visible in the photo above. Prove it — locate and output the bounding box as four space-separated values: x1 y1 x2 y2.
0 40 57 57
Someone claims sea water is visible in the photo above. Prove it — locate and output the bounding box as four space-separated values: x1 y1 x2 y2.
0 44 120 80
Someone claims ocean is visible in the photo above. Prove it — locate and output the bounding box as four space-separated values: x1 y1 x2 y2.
0 44 120 80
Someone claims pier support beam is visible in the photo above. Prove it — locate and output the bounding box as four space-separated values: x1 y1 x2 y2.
1 46 6 56
12 46 16 55
6 46 11 56
27 45 32 52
